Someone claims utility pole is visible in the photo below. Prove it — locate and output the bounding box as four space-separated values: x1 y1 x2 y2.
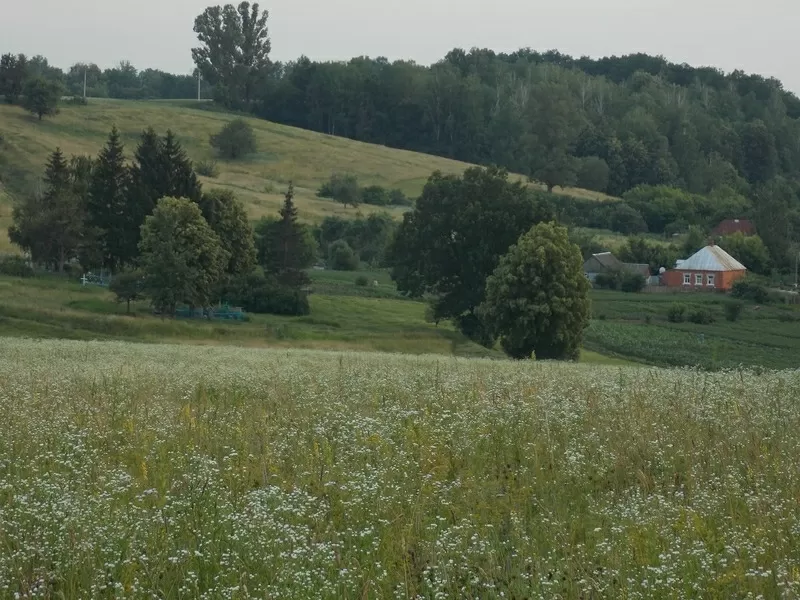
83 67 87 99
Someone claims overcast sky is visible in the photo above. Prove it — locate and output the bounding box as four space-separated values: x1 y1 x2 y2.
3 0 799 92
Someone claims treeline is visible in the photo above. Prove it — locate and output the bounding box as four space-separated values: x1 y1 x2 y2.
6 42 800 199
0 54 211 100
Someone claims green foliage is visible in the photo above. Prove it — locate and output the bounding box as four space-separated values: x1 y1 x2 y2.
195 159 220 178
390 167 552 340
682 225 708 257
731 278 770 304
388 189 412 206
0 53 28 103
197 189 257 276
256 183 313 287
328 239 358 271
9 148 86 271
620 272 647 293
618 236 679 274
688 308 715 325
22 77 62 120
354 275 369 287
315 213 397 267
609 202 648 234
87 127 132 271
210 119 257 159
532 150 577 193
360 185 389 206
718 233 771 274
318 173 360 208
192 3 270 108
724 300 744 322
575 156 609 193
667 303 687 323
221 271 310 316
0 255 33 278
594 271 622 291
109 270 144 313
479 222 590 360
255 217 317 275
139 197 228 315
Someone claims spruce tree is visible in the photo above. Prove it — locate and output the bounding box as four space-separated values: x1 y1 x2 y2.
9 148 85 271
160 130 201 202
88 127 131 271
266 183 310 287
127 128 164 251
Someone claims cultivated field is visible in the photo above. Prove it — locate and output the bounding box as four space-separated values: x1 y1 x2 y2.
1 339 799 598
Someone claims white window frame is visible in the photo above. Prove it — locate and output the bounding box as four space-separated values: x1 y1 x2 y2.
683 273 691 285
707 274 716 287
695 274 703 286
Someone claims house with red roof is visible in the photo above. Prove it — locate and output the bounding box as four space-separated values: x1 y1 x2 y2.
711 219 756 237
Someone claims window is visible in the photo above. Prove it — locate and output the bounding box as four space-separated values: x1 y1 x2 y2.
683 273 691 285
695 274 703 286
707 274 716 287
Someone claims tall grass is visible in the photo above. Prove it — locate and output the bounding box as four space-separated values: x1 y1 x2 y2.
1 338 799 598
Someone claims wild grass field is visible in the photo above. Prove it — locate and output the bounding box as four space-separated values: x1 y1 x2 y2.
1 338 799 598
0 99 616 249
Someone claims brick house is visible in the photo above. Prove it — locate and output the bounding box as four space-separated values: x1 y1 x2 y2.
583 252 650 284
711 219 756 237
662 244 746 291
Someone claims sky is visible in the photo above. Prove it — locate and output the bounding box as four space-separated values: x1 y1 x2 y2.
2 0 800 92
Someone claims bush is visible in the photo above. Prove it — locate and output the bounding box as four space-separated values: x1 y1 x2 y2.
222 272 310 316
318 174 360 208
360 185 389 206
724 300 744 322
354 275 369 287
731 278 770 304
195 159 220 178
210 119 257 159
0 255 34 278
389 189 413 206
594 271 621 290
328 240 359 271
667 303 686 323
689 308 715 325
620 273 647 293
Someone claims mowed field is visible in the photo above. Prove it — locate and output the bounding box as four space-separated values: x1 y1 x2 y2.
1 338 799 598
0 99 615 249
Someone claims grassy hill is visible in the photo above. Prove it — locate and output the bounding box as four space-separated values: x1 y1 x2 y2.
0 99 615 251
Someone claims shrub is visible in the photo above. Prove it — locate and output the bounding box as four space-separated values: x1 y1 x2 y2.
594 271 622 290
210 119 257 159
354 275 369 287
667 303 686 323
360 185 389 206
328 240 359 271
389 189 413 206
724 300 744 322
0 255 34 278
689 308 715 325
620 273 647 293
318 174 360 208
109 270 145 314
222 272 310 316
195 159 220 178
731 279 770 304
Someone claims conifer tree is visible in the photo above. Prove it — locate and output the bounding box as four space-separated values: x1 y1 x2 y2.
266 183 311 287
87 127 131 270
160 130 201 202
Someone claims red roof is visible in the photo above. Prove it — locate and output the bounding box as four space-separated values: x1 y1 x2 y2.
712 219 756 237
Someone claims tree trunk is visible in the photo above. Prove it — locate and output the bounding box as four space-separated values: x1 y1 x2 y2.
126 299 131 314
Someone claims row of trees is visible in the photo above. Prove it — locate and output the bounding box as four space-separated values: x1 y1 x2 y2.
8 128 315 315
0 53 209 101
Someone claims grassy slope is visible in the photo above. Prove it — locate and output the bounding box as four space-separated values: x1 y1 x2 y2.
0 99 614 243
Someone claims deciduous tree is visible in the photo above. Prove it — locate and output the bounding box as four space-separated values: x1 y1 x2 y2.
210 118 257 159
22 77 62 120
478 222 590 360
139 197 228 315
198 188 257 276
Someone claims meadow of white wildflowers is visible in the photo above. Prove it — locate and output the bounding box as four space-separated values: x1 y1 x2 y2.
1 338 799 599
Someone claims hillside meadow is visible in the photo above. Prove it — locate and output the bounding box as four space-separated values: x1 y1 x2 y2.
1 338 799 598
0 99 615 250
